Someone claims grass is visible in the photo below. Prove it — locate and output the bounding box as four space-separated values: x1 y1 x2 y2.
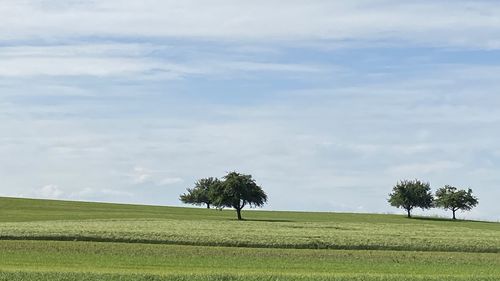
0 197 498 253
1 218 499 252
1 272 499 281
0 196 499 280
0 241 498 280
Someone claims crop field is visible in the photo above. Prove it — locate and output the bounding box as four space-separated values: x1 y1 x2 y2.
0 197 499 280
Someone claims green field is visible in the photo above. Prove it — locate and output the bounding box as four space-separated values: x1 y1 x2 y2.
0 197 499 280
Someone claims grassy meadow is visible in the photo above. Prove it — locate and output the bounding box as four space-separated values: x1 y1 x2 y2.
0 197 499 280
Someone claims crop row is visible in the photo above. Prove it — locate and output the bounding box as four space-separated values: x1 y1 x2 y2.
2 272 500 281
0 218 498 252
0 241 498 279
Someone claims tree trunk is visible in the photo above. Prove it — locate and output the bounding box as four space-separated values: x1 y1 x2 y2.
206 203 210 209
236 208 242 220
452 209 456 220
407 209 411 218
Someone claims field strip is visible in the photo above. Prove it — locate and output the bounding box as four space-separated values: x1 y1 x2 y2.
1 270 499 281
0 234 499 253
0 218 499 253
0 240 498 279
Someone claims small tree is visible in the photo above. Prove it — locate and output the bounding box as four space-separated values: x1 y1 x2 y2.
212 172 267 220
180 177 220 209
435 185 478 220
388 179 433 218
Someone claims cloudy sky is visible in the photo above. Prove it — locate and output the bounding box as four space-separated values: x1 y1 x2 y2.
1 0 500 220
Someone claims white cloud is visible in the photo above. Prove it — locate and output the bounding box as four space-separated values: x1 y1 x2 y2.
0 43 159 58
1 1 500 48
131 166 153 184
218 62 322 73
71 187 133 199
0 57 161 77
0 43 199 78
22 185 134 202
0 43 323 78
130 166 183 186
37 184 64 199
386 161 464 177
158 177 184 186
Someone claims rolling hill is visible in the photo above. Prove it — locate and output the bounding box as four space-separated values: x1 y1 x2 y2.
0 197 498 281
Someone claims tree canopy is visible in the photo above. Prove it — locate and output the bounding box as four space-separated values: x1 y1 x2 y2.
388 179 433 218
212 172 267 220
179 172 267 220
179 177 220 209
435 185 478 220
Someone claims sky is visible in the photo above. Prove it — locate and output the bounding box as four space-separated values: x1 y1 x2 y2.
1 0 500 221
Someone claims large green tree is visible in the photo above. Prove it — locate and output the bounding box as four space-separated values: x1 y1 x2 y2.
388 179 433 218
212 172 267 220
180 177 220 209
435 185 478 220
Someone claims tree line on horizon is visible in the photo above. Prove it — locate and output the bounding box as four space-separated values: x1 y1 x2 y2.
388 179 479 220
180 172 478 221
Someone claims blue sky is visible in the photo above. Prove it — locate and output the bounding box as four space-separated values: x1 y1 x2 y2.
1 0 500 220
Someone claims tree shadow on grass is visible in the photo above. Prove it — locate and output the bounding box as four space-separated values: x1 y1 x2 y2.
237 218 294 223
411 216 496 224
411 216 454 222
